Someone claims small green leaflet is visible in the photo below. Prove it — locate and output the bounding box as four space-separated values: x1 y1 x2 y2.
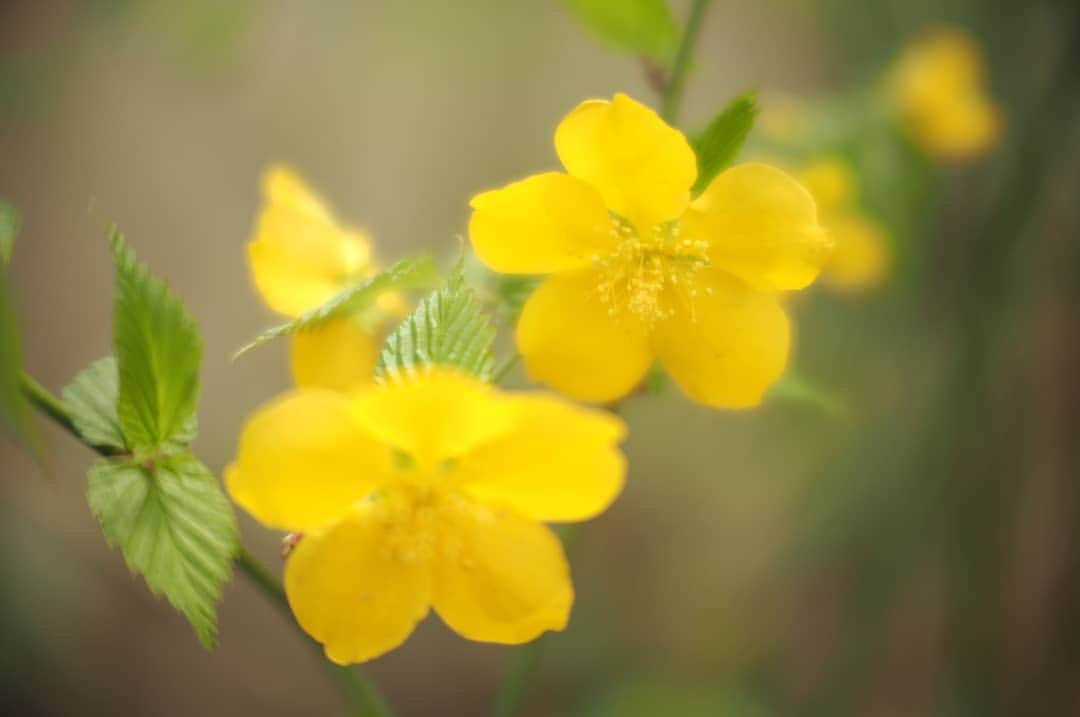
88 454 237 649
692 92 759 196
66 229 239 649
235 253 440 357
62 356 126 451
376 259 496 382
562 0 679 62
0 199 19 266
111 230 200 454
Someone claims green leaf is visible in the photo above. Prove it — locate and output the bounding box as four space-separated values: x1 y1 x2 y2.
0 267 34 451
562 0 679 61
691 92 759 196
0 200 39 458
376 258 496 382
62 356 126 451
87 452 238 648
493 274 542 323
0 199 19 266
235 254 440 357
111 230 200 454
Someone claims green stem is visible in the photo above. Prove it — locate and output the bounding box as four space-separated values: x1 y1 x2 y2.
490 524 583 717
234 548 393 717
492 353 521 383
234 547 288 608
19 372 85 448
20 371 393 717
660 0 713 125
492 636 549 717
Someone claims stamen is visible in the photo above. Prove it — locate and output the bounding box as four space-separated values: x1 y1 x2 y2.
593 217 711 327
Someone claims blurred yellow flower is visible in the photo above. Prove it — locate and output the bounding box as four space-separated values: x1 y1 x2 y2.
226 369 626 664
469 94 830 409
248 166 401 393
889 27 1003 162
797 157 889 292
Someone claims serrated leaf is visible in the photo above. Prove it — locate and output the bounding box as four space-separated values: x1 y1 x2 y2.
236 254 440 357
563 0 679 62
692 92 759 196
110 230 200 454
62 356 126 450
0 199 19 266
88 452 238 648
377 260 496 382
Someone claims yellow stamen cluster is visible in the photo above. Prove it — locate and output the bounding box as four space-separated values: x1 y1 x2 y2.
594 216 711 326
372 480 470 566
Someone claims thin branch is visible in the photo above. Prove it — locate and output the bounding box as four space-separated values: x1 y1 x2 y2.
660 0 714 125
20 371 393 717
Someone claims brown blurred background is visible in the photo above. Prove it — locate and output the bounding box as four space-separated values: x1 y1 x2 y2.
2 1 1079 715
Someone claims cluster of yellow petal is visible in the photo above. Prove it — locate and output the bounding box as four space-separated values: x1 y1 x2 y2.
227 369 627 664
469 94 831 409
233 94 837 665
796 157 890 292
247 166 396 394
889 27 1003 162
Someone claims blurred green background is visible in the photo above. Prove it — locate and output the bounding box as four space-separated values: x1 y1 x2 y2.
2 1 1078 715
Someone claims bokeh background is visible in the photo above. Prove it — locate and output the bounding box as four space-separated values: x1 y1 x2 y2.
2 1 1079 715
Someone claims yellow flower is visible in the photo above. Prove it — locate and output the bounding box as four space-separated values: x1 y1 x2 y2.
248 166 401 393
797 157 889 292
889 27 1003 162
226 369 626 664
468 94 830 409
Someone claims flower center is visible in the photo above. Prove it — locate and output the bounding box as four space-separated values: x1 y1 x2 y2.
593 216 711 326
371 465 470 566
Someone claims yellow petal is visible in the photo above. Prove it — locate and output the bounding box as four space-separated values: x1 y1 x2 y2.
433 501 572 644
911 94 1002 161
891 28 987 113
263 165 335 223
797 156 857 214
248 166 373 317
468 172 615 274
654 271 790 409
458 394 627 522
890 28 1002 161
516 270 653 403
555 93 697 230
226 389 390 532
351 370 515 468
285 504 432 665
683 163 831 291
290 316 379 394
822 213 890 292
